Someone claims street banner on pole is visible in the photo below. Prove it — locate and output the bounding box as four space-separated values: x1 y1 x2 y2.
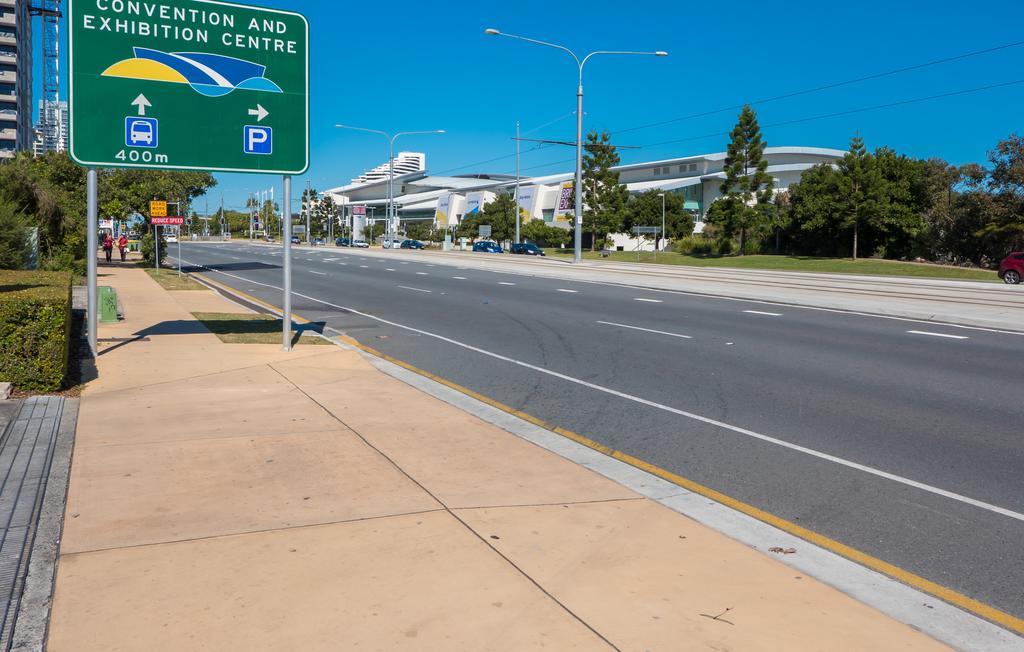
69 0 309 174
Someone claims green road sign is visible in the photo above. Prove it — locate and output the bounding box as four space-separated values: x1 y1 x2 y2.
68 0 308 175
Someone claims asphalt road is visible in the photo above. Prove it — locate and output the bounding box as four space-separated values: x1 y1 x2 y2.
173 241 1024 627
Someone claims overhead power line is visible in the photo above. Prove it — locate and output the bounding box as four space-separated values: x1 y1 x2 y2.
513 77 1024 174
612 39 1024 136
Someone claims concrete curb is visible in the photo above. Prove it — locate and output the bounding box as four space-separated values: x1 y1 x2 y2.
10 398 78 652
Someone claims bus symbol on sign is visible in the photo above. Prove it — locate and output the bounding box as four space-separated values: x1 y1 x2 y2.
126 117 158 148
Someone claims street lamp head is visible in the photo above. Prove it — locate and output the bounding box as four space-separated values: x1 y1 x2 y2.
655 51 669 57
657 193 665 197
484 28 500 35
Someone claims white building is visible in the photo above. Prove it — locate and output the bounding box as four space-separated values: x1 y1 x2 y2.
34 99 67 154
325 147 845 246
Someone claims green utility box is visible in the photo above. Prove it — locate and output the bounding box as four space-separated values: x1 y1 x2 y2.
99 286 119 323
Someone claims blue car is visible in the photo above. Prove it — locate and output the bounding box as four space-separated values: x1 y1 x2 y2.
472 241 503 253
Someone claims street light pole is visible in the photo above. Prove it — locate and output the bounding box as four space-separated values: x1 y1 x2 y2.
514 120 521 245
658 192 665 262
485 28 667 264
335 125 445 249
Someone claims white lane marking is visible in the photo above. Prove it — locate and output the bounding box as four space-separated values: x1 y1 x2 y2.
398 285 432 293
907 330 969 340
499 282 516 286
230 256 241 260
386 268 396 272
324 258 340 261
556 289 578 293
359 265 368 269
427 265 436 267
634 298 663 303
744 310 783 316
182 259 1024 524
597 321 693 339
453 276 467 280
416 272 428 276
338 263 347 266
309 271 327 276
401 262 410 265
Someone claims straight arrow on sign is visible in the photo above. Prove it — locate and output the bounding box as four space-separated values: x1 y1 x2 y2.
132 94 152 116
248 104 269 122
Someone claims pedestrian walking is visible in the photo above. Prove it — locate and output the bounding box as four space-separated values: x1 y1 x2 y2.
118 234 129 262
102 233 114 263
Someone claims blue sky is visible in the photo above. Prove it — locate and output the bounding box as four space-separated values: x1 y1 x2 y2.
36 0 1024 214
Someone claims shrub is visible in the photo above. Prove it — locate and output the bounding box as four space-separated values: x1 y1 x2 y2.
141 230 168 266
0 270 72 391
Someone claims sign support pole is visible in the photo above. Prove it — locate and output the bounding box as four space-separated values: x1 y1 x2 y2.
155 225 160 271
86 168 98 357
282 175 292 351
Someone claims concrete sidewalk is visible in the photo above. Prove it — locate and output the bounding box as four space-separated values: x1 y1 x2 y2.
47 265 945 650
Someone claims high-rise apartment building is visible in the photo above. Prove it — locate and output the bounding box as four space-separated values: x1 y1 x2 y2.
0 0 32 159
34 99 67 154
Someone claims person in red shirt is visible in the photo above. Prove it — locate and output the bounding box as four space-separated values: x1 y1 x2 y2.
102 234 114 263
117 234 129 262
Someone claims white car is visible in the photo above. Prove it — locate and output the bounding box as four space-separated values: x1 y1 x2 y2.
165 234 179 243
352 240 369 248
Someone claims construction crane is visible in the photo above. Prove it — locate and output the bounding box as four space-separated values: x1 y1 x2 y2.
29 0 62 153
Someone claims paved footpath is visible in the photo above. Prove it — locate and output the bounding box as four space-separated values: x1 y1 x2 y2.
46 265 944 650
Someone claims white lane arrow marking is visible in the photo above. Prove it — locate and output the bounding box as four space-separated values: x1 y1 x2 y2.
132 94 152 116
248 104 270 122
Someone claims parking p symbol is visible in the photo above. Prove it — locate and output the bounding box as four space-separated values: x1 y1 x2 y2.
244 126 273 155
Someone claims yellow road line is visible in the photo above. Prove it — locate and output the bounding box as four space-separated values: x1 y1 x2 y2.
184 268 1024 636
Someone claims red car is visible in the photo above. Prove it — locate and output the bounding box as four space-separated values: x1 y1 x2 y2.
998 252 1024 285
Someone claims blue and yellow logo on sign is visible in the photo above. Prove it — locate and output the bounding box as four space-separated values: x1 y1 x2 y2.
102 47 283 97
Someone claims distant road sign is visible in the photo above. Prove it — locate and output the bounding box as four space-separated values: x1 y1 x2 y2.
68 0 309 174
479 224 492 238
352 206 367 216
151 216 185 226
633 226 661 234
150 201 168 217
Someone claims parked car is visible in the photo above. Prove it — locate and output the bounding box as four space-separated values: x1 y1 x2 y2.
998 252 1024 285
510 243 545 256
165 233 178 243
290 235 301 244
382 239 404 249
335 237 352 247
264 235 275 242
400 239 425 250
352 239 370 248
472 241 503 254
312 238 326 246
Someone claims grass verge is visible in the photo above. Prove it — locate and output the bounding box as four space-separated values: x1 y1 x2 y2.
192 312 331 346
145 268 209 291
546 251 999 281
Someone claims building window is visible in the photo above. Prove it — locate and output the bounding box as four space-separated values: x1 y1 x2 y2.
542 209 554 222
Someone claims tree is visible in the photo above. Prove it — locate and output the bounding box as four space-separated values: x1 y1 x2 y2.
468 192 518 242
837 135 882 259
977 134 1024 254
707 105 773 254
521 220 570 248
582 130 629 250
625 190 694 247
0 201 29 269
